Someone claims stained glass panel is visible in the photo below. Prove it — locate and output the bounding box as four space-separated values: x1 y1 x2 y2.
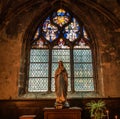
53 38 69 49
33 27 40 40
58 38 65 48
73 49 94 91
30 49 49 62
74 64 93 77
52 49 70 62
74 78 94 91
63 18 80 41
29 63 48 77
83 27 89 40
53 9 70 27
73 49 92 62
28 8 95 93
32 38 48 49
42 17 59 42
74 39 90 48
28 78 48 92
28 49 49 92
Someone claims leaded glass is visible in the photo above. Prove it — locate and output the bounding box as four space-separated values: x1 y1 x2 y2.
42 17 59 42
52 49 70 62
52 49 70 77
73 49 92 62
29 63 48 77
73 48 94 91
30 49 49 62
63 18 80 41
74 64 93 77
28 8 95 93
74 78 94 91
28 49 49 92
53 9 70 27
28 78 48 92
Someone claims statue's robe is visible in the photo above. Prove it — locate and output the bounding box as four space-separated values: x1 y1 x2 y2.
55 66 68 103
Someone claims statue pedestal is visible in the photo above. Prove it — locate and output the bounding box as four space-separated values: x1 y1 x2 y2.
43 107 82 119
54 101 70 109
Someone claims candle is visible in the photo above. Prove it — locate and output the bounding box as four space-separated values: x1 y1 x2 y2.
106 110 109 119
106 110 109 114
115 115 118 119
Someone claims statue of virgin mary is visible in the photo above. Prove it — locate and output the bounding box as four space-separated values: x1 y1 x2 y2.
54 61 70 109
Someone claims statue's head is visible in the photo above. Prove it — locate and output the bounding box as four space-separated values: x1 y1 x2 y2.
58 61 64 68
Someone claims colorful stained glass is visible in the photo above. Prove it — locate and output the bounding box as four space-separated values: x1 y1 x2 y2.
53 9 70 27
52 49 70 62
53 38 69 49
33 27 40 40
63 18 80 41
42 17 59 42
28 8 95 93
32 38 48 48
83 27 89 40
74 39 90 48
58 38 65 47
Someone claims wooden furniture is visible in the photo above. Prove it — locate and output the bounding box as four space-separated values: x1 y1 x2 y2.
43 107 82 119
19 115 36 119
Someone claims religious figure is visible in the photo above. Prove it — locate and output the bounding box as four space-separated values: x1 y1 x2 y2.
54 61 69 109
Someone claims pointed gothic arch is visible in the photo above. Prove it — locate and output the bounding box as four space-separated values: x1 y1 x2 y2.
18 3 102 98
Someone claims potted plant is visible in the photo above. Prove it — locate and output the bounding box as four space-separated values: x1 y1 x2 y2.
85 100 106 119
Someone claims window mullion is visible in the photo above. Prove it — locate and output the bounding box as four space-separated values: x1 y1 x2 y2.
48 48 52 93
70 47 74 93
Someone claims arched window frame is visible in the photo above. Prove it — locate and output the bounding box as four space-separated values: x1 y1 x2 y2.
19 7 98 98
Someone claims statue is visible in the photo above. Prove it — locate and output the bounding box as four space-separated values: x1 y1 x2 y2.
54 61 70 109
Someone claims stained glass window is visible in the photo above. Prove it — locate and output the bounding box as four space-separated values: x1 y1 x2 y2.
63 18 80 41
42 17 59 42
53 9 70 27
28 8 95 93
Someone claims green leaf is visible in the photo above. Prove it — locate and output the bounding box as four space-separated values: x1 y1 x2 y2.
85 100 106 119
